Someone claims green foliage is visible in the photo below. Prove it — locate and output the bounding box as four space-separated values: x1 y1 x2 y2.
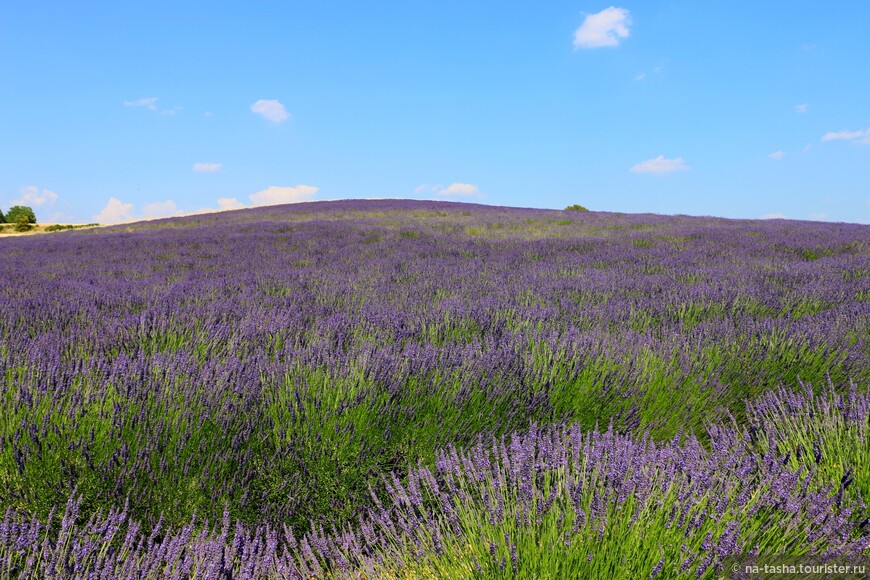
14 214 34 232
355 395 868 580
564 204 589 211
746 386 870 508
45 223 99 232
6 205 36 225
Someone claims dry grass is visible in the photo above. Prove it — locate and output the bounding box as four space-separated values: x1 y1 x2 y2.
0 223 102 236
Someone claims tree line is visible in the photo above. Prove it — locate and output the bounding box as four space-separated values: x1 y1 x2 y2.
0 205 37 231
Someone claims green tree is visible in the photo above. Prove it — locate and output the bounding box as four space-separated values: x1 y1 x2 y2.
6 205 36 224
564 204 589 211
14 214 34 232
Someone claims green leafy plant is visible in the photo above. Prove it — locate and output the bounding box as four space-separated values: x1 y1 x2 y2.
564 204 589 211
45 223 99 232
14 214 34 232
6 205 36 225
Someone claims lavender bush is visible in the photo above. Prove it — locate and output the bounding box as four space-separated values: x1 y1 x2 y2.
0 199 868 577
1 387 868 578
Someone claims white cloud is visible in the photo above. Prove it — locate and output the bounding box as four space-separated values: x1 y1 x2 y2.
251 100 290 123
768 150 785 160
14 185 59 207
821 128 868 142
435 183 480 195
413 183 482 198
142 200 181 219
808 212 830 221
634 73 646 81
803 144 813 153
761 213 787 220
91 192 298 224
249 185 317 206
630 155 690 174
573 7 631 49
795 103 809 113
436 182 480 197
93 198 135 224
217 197 245 210
124 97 159 111
193 162 222 173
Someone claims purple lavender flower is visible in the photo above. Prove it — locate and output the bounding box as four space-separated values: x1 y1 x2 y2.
1 200 868 577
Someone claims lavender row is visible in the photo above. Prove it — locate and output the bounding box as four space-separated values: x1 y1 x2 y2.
1 384 868 579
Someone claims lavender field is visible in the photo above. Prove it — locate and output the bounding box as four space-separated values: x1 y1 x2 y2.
1 199 869 578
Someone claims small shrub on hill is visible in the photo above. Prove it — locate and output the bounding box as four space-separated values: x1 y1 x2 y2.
564 204 588 211
45 223 99 232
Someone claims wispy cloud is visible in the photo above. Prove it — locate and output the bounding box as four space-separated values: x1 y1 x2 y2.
251 100 290 123
761 213 787 220
768 150 785 160
808 212 830 221
217 197 245 211
635 65 663 82
249 185 317 206
413 184 441 195
14 185 59 207
794 103 809 113
124 97 159 111
142 200 182 219
123 97 181 115
93 198 135 224
46 211 73 223
573 7 631 49
821 128 869 143
630 155 690 174
193 162 222 173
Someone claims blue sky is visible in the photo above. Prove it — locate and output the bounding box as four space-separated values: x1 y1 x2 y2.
2 2 868 224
